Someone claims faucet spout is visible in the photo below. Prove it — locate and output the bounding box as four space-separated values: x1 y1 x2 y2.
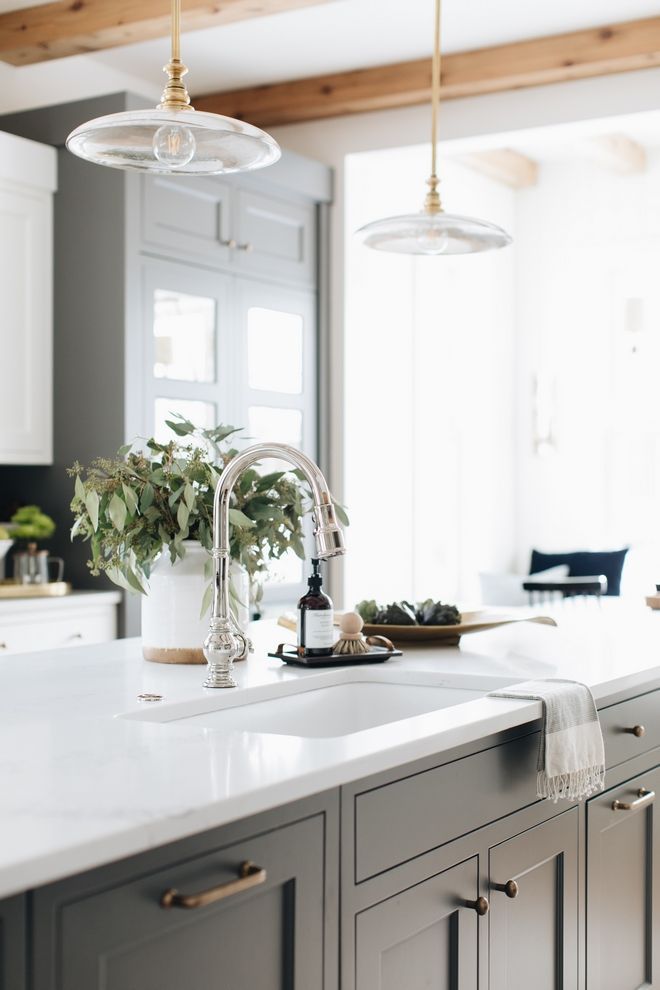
203 443 345 689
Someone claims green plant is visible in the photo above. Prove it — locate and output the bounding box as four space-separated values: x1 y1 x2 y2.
10 505 56 542
69 417 347 611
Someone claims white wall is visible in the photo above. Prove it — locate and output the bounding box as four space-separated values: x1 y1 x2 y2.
341 146 516 608
514 150 660 593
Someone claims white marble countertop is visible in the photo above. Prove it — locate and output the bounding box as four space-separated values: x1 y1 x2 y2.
2 600 660 899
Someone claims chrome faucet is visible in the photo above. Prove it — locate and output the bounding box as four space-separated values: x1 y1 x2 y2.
203 443 345 688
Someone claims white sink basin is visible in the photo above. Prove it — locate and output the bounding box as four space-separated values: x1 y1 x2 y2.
121 669 506 739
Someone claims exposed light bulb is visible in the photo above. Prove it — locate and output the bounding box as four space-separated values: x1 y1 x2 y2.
153 124 196 168
416 225 450 255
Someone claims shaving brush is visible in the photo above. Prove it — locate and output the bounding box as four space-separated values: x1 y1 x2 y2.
334 611 370 655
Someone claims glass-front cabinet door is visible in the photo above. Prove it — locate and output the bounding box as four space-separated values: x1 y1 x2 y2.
142 259 319 607
234 278 318 602
142 258 234 443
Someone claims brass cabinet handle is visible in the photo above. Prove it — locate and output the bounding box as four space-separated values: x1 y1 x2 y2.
220 238 237 249
161 860 267 909
465 895 490 916
237 241 253 252
492 879 519 898
612 788 655 812
623 725 646 738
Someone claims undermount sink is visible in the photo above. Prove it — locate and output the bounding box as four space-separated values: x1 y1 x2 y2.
121 669 506 739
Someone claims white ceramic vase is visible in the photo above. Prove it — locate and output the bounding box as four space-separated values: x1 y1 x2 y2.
141 541 250 664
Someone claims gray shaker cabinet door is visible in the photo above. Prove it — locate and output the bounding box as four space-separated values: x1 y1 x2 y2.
35 815 326 990
586 765 660 990
489 808 579 990
0 895 25 990
234 190 316 285
355 857 480 990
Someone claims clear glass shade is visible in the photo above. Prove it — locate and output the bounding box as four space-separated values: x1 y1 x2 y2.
66 107 281 175
357 209 512 255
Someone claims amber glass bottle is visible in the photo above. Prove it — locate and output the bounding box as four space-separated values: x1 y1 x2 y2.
297 559 334 657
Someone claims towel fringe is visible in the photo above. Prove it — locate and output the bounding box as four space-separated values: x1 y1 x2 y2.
537 765 605 803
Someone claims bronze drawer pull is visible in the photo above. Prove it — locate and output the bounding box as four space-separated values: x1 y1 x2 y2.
492 879 519 898
465 895 489 916
612 788 655 812
161 860 267 909
623 725 646 738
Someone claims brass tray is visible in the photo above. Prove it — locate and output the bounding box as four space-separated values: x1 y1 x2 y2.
362 610 556 645
0 581 72 599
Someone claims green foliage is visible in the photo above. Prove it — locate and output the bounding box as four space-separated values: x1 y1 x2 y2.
68 416 324 596
356 598 461 626
10 505 56 542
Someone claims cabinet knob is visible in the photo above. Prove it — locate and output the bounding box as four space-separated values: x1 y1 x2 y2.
0 642 6 650
237 241 253 252
220 238 237 249
492 879 519 898
465 895 489 916
624 724 646 738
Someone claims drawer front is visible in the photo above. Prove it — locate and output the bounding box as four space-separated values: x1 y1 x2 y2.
34 815 326 990
600 689 660 769
0 608 116 655
354 733 539 882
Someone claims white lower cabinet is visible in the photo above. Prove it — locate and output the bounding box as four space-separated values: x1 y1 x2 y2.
0 592 120 655
0 130 57 465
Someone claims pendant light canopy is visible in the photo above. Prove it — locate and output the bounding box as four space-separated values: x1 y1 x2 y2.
66 0 280 176
356 0 511 256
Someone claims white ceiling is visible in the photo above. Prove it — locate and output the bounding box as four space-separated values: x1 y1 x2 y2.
2 0 660 96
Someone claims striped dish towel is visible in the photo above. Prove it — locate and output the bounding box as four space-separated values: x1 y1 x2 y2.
490 679 605 802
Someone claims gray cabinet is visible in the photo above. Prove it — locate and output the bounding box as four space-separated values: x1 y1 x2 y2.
355 857 481 990
141 173 316 287
586 765 660 990
0 894 25 990
489 809 579 990
33 813 330 990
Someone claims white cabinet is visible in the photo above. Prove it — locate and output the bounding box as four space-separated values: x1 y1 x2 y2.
0 591 120 656
0 130 57 465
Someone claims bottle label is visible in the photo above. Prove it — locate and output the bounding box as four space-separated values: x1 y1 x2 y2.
299 609 334 649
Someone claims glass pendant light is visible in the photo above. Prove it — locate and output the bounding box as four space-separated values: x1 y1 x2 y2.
66 0 280 175
356 0 511 255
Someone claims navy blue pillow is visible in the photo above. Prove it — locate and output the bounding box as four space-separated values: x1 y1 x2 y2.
529 548 629 596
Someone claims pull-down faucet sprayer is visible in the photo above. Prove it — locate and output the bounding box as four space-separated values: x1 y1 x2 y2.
203 443 345 688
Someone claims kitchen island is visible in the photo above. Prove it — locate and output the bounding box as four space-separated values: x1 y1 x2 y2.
2 602 660 989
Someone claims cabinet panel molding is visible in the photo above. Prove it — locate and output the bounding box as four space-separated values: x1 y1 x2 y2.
489 809 579 990
587 764 660 990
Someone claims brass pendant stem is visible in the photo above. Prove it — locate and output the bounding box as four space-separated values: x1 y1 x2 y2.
157 0 194 111
424 0 443 214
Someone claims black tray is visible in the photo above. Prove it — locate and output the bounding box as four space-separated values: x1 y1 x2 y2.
268 644 402 667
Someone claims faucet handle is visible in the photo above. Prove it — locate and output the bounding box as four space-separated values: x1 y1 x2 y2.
203 623 240 688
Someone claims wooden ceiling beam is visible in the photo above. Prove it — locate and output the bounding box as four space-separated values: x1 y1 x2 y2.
456 149 539 189
587 133 647 174
0 0 334 66
195 16 660 128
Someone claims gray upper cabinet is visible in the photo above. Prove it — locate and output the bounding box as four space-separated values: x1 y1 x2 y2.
586 765 660 990
32 814 328 990
489 809 579 990
142 174 234 267
0 894 25 990
355 857 480 990
141 173 316 287
234 189 316 285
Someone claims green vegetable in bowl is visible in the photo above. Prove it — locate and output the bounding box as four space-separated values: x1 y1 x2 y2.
415 599 461 626
356 598 461 627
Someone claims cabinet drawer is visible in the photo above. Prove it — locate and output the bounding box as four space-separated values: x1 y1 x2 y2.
354 733 539 882
34 815 326 990
600 689 660 769
0 608 116 655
